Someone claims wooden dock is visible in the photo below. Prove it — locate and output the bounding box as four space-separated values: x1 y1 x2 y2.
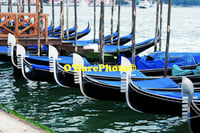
0 109 50 133
0 37 84 55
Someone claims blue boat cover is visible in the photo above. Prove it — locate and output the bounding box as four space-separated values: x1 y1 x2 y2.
96 77 200 99
172 64 193 76
143 88 200 99
0 46 8 53
133 78 180 88
135 54 196 70
27 56 91 66
85 69 147 78
97 77 179 89
31 63 50 70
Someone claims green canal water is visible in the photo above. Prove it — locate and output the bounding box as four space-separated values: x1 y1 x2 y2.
0 5 200 133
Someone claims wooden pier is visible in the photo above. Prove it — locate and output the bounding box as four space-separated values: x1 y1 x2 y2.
0 37 83 55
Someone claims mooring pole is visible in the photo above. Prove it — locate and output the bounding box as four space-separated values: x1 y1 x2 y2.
66 0 69 40
117 0 121 60
132 0 136 64
159 0 163 51
52 0 55 36
98 4 102 51
0 2 1 23
8 0 10 13
93 0 96 43
60 1 64 39
22 0 24 13
37 4 41 56
154 0 160 52
17 0 20 13
100 0 104 64
164 0 171 78
28 0 31 13
111 0 114 44
74 0 78 52
40 0 43 30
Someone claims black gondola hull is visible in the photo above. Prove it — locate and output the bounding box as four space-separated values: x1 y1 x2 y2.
55 63 77 87
82 75 125 101
188 102 200 133
22 60 54 82
127 82 182 116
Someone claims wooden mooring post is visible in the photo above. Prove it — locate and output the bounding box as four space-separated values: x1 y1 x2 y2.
60 0 64 40
100 0 104 64
111 0 114 44
28 0 31 13
164 0 171 78
117 0 121 60
52 0 55 36
154 0 160 52
93 0 96 43
74 0 78 52
37 4 41 56
159 0 163 51
66 0 69 40
131 0 136 64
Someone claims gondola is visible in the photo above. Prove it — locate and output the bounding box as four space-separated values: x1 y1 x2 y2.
103 37 157 57
17 44 55 81
134 51 200 76
0 33 17 62
79 56 200 102
79 56 149 101
0 46 10 62
188 101 200 133
51 52 84 88
104 33 132 45
48 26 75 37
52 23 90 40
15 44 90 82
125 67 200 116
73 29 119 46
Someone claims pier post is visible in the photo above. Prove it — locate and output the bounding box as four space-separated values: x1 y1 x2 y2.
28 0 31 13
111 0 114 44
60 1 64 40
37 4 41 56
100 0 104 64
17 0 20 13
22 0 24 13
117 0 121 60
66 0 69 40
40 0 43 30
159 0 163 51
164 0 171 78
0 2 1 23
93 0 96 43
154 0 160 52
131 0 136 64
74 0 78 52
98 4 102 51
52 0 55 36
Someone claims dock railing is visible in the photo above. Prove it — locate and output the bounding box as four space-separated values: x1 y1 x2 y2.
0 12 49 44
